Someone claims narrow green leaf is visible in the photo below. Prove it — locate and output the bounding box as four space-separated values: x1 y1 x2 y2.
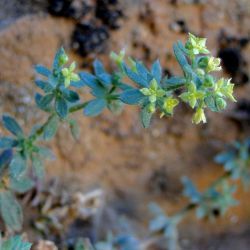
35 80 54 93
35 65 51 77
136 61 149 79
10 175 34 193
36 93 54 110
93 59 105 76
71 80 85 88
0 191 23 231
37 146 55 160
2 115 23 137
84 99 107 117
55 96 68 118
79 72 99 89
0 137 18 149
173 42 188 70
97 73 112 87
140 107 152 128
31 154 44 179
120 89 144 105
9 153 27 179
43 115 59 140
62 89 80 103
151 60 162 83
123 64 149 87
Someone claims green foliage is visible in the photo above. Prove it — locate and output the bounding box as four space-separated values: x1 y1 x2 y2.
0 191 23 231
182 177 238 219
149 203 180 250
215 138 250 187
0 33 237 244
0 235 32 250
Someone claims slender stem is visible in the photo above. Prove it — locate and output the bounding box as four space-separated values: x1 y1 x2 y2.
69 101 89 113
30 101 89 142
30 114 54 141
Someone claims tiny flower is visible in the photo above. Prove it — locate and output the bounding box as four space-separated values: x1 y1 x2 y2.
207 57 222 73
215 78 236 102
179 82 205 108
162 96 179 115
192 107 206 124
62 62 80 87
110 49 126 67
140 79 165 103
185 33 210 55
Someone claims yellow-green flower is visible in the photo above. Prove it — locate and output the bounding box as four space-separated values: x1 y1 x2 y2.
162 96 179 115
185 33 210 55
179 82 205 108
140 79 165 103
214 78 236 102
62 62 80 87
110 49 126 67
192 107 206 124
207 57 222 73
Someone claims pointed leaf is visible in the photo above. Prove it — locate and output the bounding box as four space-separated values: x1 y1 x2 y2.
62 89 80 103
31 155 44 179
9 153 27 179
35 80 54 93
120 89 144 105
140 107 152 128
84 99 107 117
10 175 34 193
151 60 162 83
0 191 23 231
123 64 149 87
93 59 105 76
55 96 68 118
35 65 51 77
36 93 54 110
2 115 23 137
173 42 188 71
43 115 59 140
0 137 18 149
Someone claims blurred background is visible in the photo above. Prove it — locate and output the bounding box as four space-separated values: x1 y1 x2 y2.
0 0 250 249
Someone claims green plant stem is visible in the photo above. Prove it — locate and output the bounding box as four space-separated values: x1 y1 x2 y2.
69 101 89 113
30 101 89 141
30 114 54 141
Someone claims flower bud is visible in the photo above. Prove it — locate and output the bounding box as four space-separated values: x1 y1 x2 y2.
198 56 209 69
203 75 215 88
192 107 206 124
59 54 69 66
215 97 227 111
